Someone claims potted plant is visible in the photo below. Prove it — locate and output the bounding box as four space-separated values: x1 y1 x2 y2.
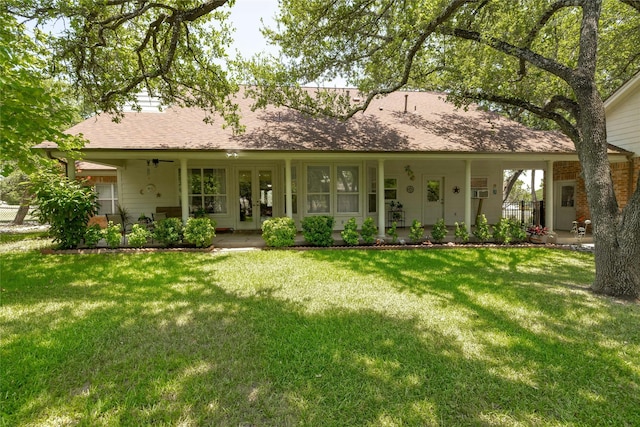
526 224 548 243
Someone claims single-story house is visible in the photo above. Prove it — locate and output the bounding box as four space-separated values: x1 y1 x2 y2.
38 88 633 233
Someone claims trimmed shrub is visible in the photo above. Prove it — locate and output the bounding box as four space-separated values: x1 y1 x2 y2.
32 173 98 249
84 224 103 248
302 216 335 247
341 218 360 246
184 217 216 247
430 218 448 243
153 217 184 247
509 220 527 243
454 222 470 243
104 222 122 248
262 217 297 247
409 219 424 243
387 221 398 243
473 214 492 243
492 217 511 244
360 217 378 244
128 224 151 248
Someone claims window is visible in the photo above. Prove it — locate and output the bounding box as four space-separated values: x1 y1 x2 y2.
307 166 331 213
188 168 227 214
337 166 359 213
561 185 575 207
384 178 398 200
96 183 117 215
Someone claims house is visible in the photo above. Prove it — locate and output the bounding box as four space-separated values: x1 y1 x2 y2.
552 72 640 227
38 88 631 233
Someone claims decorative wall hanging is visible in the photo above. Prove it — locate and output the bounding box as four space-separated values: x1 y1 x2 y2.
404 165 415 181
406 185 415 194
453 186 461 194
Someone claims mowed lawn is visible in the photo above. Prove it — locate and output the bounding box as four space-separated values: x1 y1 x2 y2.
1 246 639 426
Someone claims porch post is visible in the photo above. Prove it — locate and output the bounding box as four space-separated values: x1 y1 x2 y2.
545 160 554 232
180 158 189 224
66 158 76 181
285 158 293 219
464 160 472 232
377 159 386 237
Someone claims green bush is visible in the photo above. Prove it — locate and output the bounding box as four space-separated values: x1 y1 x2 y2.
409 219 424 243
104 222 122 248
387 221 398 243
262 217 297 247
360 217 378 244
493 218 526 244
32 173 98 249
128 224 151 248
473 214 492 243
341 218 360 246
302 216 335 247
184 217 216 247
83 224 103 248
430 218 448 243
509 220 527 243
153 217 184 247
454 222 470 243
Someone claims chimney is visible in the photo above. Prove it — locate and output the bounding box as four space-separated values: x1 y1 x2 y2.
404 94 408 113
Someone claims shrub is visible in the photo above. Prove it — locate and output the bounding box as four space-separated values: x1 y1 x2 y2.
492 218 511 244
341 218 360 246
473 214 492 242
430 218 448 243
104 222 122 248
153 217 184 247
128 224 151 248
262 217 297 247
409 219 424 243
387 221 398 243
509 219 527 243
84 224 103 248
360 217 378 244
454 222 470 243
32 173 98 249
302 216 335 247
184 217 216 247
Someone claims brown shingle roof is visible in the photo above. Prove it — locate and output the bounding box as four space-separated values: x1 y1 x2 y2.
41 89 578 153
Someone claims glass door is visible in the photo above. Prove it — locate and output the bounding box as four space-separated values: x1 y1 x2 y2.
237 168 274 230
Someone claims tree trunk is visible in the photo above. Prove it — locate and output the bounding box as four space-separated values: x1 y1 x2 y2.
503 169 523 203
574 85 640 299
11 187 31 226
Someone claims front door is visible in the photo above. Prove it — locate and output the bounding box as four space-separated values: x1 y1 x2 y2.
555 181 576 230
423 176 444 225
238 168 274 230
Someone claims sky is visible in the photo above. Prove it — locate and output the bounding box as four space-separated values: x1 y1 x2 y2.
228 0 280 58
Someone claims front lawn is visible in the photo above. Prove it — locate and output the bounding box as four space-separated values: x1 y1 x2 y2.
1 248 638 426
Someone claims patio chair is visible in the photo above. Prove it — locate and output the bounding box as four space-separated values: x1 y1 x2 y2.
152 212 167 222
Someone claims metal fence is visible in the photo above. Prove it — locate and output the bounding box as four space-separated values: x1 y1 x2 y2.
0 205 39 223
502 200 545 226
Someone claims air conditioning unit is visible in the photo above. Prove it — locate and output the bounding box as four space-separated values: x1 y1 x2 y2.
472 188 489 199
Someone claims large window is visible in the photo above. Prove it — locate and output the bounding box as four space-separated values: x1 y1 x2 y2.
188 168 227 214
337 166 359 213
307 166 331 213
96 183 117 215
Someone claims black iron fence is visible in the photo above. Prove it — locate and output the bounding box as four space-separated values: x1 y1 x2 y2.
502 200 545 226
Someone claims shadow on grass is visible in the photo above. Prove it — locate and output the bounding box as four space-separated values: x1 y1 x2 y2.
1 249 639 426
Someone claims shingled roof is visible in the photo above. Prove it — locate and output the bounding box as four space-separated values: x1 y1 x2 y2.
41 89 580 154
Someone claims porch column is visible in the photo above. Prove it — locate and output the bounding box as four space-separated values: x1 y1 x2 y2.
545 160 554 232
66 158 76 181
180 158 189 224
377 159 386 237
285 158 293 219
464 160 472 232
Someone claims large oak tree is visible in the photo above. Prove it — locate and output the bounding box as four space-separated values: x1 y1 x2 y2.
247 0 640 299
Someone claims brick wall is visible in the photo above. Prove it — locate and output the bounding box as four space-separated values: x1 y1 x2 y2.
553 158 640 220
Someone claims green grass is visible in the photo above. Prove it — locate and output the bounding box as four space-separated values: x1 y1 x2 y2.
1 248 638 426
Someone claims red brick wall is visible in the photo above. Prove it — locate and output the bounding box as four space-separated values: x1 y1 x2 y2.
553 158 639 220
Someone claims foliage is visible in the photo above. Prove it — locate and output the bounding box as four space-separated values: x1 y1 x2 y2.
359 217 378 245
341 218 360 246
408 219 424 243
387 221 398 243
454 222 470 243
261 217 297 248
527 225 549 236
429 219 447 243
0 167 30 205
32 173 98 249
492 218 512 245
104 222 122 249
153 218 184 247
184 217 216 248
473 214 492 243
83 224 103 248
127 224 151 248
302 216 335 247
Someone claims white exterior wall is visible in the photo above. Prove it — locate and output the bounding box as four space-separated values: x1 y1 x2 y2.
119 159 180 220
606 76 640 156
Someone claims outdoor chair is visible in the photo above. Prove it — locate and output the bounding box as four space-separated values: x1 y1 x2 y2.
152 212 167 222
